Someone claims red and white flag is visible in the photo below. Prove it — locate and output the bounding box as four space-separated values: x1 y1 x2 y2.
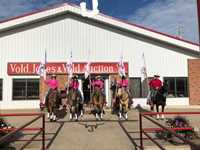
66 50 73 80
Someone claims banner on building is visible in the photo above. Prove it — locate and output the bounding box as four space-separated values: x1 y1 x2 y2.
7 62 128 75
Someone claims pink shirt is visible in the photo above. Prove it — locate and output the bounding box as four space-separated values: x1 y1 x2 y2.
117 79 129 88
69 80 79 90
45 79 59 90
92 80 104 89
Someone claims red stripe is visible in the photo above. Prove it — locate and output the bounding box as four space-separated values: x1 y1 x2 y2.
143 127 193 132
0 127 41 131
141 111 200 115
0 113 42 117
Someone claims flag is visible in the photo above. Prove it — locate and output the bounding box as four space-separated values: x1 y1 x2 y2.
118 50 125 77
66 50 73 80
37 51 47 78
140 52 147 82
84 50 90 79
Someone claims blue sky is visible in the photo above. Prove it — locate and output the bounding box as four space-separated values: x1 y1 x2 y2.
0 0 198 43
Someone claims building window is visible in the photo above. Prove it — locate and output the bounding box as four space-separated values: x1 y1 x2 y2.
13 79 39 100
0 79 2 100
164 77 188 97
129 77 141 98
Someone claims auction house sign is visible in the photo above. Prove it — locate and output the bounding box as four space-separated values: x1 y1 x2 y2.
7 62 128 75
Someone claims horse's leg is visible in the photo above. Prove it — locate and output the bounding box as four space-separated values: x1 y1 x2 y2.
119 103 122 119
100 104 104 119
161 104 165 119
150 98 154 111
156 104 160 119
124 102 128 119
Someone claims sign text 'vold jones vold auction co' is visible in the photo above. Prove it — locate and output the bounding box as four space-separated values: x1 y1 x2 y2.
7 62 128 75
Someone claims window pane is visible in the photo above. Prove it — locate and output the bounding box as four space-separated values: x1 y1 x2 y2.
164 78 175 97
0 79 2 100
13 79 26 100
129 78 141 98
176 78 188 97
27 79 39 99
164 77 188 98
13 79 39 100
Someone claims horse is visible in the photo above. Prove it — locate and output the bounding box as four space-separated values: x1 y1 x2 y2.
45 89 60 122
92 88 106 120
116 87 129 120
150 83 168 119
67 89 83 121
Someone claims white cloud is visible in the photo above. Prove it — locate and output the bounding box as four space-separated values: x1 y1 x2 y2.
128 0 198 43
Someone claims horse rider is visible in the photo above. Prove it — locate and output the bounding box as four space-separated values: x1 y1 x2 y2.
117 75 132 108
68 75 82 99
92 75 105 100
44 74 59 101
148 74 162 108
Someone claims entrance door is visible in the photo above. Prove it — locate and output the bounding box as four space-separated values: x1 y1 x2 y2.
82 77 90 104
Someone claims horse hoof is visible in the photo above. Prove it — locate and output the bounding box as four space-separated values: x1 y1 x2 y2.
125 113 128 120
156 114 160 120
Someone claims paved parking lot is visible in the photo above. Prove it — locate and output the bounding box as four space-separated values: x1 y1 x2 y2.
1 106 200 150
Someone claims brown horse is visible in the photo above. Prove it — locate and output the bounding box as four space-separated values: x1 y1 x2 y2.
92 88 106 120
46 89 59 122
67 89 83 121
116 88 129 119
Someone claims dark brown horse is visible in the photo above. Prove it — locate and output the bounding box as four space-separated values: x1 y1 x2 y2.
46 89 59 122
150 83 168 119
92 88 106 120
116 88 129 119
67 89 83 121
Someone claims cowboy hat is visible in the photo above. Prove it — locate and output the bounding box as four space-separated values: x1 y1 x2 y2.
96 75 101 79
154 74 160 77
51 74 56 77
73 75 78 79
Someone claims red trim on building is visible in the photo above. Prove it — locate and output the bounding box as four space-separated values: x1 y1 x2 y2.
0 2 198 47
7 62 128 75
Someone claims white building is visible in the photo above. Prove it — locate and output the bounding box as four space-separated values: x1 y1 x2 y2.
0 3 199 109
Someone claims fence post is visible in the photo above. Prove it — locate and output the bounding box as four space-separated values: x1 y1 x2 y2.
42 113 45 150
139 112 143 150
